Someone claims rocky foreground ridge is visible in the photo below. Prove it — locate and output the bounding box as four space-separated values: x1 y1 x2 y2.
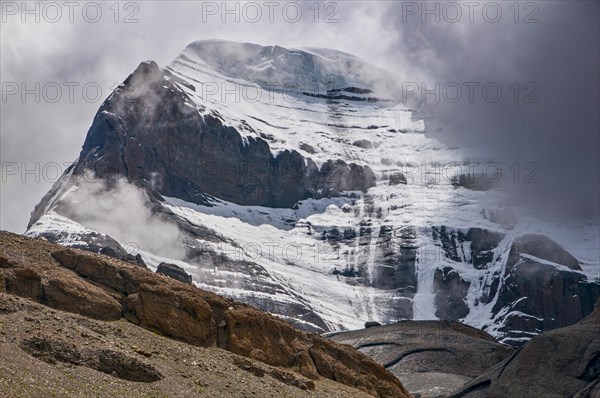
0 231 410 398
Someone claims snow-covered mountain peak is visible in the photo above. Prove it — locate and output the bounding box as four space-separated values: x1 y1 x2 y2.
179 40 393 98
165 40 428 175
25 40 600 346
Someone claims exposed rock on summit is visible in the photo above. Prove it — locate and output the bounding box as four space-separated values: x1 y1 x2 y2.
57 60 376 211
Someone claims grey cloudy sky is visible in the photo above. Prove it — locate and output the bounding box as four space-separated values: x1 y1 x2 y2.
1 1 598 232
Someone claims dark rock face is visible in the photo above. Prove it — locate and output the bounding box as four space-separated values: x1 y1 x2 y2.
320 197 417 322
487 235 599 345
378 225 416 320
432 226 505 266
388 172 407 186
492 257 600 346
299 143 316 154
57 61 375 212
374 226 417 291
156 262 192 284
371 225 417 320
450 300 600 398
466 228 505 269
429 229 600 346
434 267 469 320
328 321 514 398
508 233 581 271
431 227 502 320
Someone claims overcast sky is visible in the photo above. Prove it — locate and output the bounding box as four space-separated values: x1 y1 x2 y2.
1 1 598 232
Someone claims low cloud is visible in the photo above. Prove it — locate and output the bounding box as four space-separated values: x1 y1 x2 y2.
60 174 185 260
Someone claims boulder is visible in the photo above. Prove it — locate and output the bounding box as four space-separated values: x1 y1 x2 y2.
299 142 317 154
43 276 123 321
388 172 407 186
156 262 192 284
353 139 373 149
365 321 382 328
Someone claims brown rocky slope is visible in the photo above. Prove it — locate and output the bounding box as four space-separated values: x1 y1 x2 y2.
0 292 375 397
0 231 411 398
